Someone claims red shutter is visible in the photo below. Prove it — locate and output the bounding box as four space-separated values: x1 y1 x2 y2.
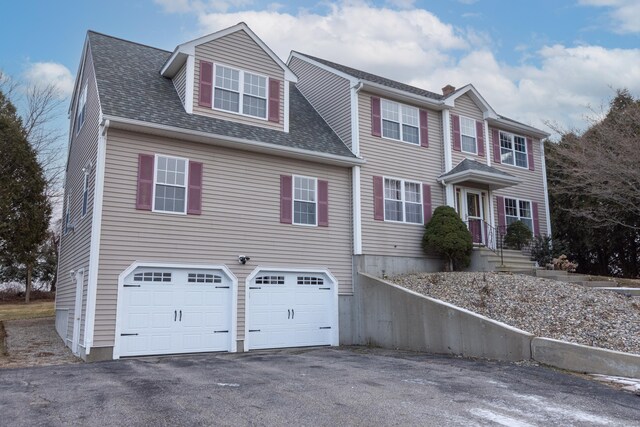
280 175 292 224
318 180 329 227
187 162 203 215
452 114 461 151
371 97 381 137
476 120 485 157
419 109 429 148
198 61 213 108
527 137 535 171
496 196 505 231
532 202 540 237
373 176 384 221
268 78 281 123
422 183 432 224
136 154 154 211
492 128 501 163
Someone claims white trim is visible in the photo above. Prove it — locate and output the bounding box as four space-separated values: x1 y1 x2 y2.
438 168 521 189
151 154 189 215
185 55 194 114
72 268 85 355
350 82 362 156
84 121 107 354
459 115 478 155
80 169 89 218
488 189 496 231
212 62 269 121
288 52 359 86
102 115 365 167
353 166 362 255
445 183 455 208
379 98 421 146
498 130 529 170
243 266 339 352
443 84 498 119
283 78 290 133
540 140 552 236
292 175 318 227
112 261 238 359
484 120 491 167
443 110 452 172
488 117 549 140
361 80 444 109
382 176 424 225
503 197 534 231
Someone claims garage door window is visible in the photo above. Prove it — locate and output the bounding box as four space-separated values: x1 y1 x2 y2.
133 271 172 282
187 273 222 284
297 276 324 285
255 275 285 285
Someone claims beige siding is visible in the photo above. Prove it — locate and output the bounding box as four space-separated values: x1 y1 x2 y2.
173 63 187 105
288 56 352 149
94 129 353 347
192 30 284 131
56 45 101 345
358 91 445 257
450 93 486 166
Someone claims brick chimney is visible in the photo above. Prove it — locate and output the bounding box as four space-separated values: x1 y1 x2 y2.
442 84 456 96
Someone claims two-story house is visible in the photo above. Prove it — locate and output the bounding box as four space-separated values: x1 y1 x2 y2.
56 22 550 361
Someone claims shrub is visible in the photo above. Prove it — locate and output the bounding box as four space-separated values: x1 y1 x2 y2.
503 221 532 250
422 206 473 271
530 235 568 267
553 254 578 272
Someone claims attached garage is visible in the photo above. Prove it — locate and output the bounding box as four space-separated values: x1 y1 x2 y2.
113 263 237 358
245 268 339 351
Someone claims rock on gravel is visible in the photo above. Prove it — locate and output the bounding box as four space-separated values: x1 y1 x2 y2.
391 272 640 355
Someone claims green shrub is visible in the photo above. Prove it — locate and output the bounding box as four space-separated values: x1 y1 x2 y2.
530 235 570 267
503 221 532 250
422 206 473 271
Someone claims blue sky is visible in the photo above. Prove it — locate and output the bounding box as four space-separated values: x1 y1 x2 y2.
1 0 639 135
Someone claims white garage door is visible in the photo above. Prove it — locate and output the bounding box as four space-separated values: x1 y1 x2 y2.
246 270 338 350
117 266 234 357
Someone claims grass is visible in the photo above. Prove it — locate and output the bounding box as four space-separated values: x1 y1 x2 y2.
0 301 55 322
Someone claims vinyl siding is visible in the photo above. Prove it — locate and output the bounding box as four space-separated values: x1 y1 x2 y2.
56 44 101 346
192 30 284 131
93 129 353 347
358 91 445 257
288 56 352 149
173 63 187 106
450 93 485 166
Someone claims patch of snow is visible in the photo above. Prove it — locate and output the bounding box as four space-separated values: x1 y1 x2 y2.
469 408 536 427
215 383 239 387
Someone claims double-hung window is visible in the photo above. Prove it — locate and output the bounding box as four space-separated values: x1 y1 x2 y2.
460 116 477 154
381 99 419 144
504 198 533 231
81 170 89 217
214 65 267 119
384 178 423 224
293 176 317 225
76 84 87 134
500 131 528 168
153 155 187 214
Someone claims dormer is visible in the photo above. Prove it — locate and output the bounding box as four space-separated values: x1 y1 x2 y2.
161 22 297 133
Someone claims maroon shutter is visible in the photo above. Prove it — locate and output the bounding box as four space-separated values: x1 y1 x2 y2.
268 78 281 123
187 162 203 215
318 180 329 227
136 154 154 211
476 120 485 157
371 97 381 137
452 114 461 151
492 128 501 163
527 137 535 171
419 109 429 148
198 61 213 108
496 196 505 231
422 183 432 224
373 176 384 221
532 202 540 237
280 175 292 224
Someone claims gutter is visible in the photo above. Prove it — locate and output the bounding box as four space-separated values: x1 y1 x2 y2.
360 80 446 110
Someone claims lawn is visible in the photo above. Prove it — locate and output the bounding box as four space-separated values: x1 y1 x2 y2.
0 301 55 322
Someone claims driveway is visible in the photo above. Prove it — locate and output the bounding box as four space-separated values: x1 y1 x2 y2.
0 347 638 426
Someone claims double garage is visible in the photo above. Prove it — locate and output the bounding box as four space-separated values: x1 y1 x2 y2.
113 263 339 358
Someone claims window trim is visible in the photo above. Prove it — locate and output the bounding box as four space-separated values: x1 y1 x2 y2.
75 83 88 134
81 169 89 218
383 176 424 225
151 154 190 215
503 197 533 231
212 63 269 121
380 98 421 146
292 174 318 227
499 130 529 169
459 115 478 154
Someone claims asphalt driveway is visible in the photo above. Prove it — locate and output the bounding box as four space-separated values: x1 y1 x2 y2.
1 347 638 426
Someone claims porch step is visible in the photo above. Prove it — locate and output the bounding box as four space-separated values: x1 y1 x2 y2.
475 247 536 273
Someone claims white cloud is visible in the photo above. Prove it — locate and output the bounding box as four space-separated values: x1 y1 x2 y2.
23 62 74 98
579 0 640 33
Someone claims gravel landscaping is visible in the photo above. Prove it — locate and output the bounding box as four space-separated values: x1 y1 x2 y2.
391 272 640 356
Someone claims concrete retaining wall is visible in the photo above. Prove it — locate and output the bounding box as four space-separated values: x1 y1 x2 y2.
353 255 442 278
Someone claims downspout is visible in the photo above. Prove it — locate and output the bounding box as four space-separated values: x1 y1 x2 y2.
351 81 364 255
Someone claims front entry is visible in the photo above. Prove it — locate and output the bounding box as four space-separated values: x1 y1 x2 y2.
455 188 487 245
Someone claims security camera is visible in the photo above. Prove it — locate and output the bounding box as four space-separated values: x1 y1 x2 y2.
69 270 75 278
238 255 250 265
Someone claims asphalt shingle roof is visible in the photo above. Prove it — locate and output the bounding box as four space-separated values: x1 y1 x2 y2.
439 158 515 179
295 52 443 101
87 32 355 158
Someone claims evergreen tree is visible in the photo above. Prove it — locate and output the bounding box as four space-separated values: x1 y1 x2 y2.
423 206 473 271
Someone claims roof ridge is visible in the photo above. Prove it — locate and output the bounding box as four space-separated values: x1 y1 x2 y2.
87 30 171 53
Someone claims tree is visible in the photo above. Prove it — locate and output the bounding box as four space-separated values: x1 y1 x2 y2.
422 206 473 271
0 89 51 302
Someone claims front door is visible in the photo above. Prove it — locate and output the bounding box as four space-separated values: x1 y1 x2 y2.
456 188 486 245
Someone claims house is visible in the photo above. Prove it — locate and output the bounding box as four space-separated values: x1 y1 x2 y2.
56 23 550 361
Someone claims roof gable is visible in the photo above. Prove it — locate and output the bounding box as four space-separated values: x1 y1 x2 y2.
443 84 498 119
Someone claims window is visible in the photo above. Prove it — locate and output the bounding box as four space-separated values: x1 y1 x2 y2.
297 276 324 285
460 116 477 154
133 271 172 282
381 99 419 144
255 276 285 285
187 273 222 284
153 155 187 214
500 131 528 168
504 198 533 231
293 176 317 225
81 171 89 217
213 65 267 119
384 178 423 224
64 194 71 235
76 84 87 134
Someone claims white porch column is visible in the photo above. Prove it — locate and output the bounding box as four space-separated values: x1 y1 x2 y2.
445 183 455 208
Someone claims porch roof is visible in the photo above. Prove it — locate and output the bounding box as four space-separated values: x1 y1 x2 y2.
438 159 521 190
